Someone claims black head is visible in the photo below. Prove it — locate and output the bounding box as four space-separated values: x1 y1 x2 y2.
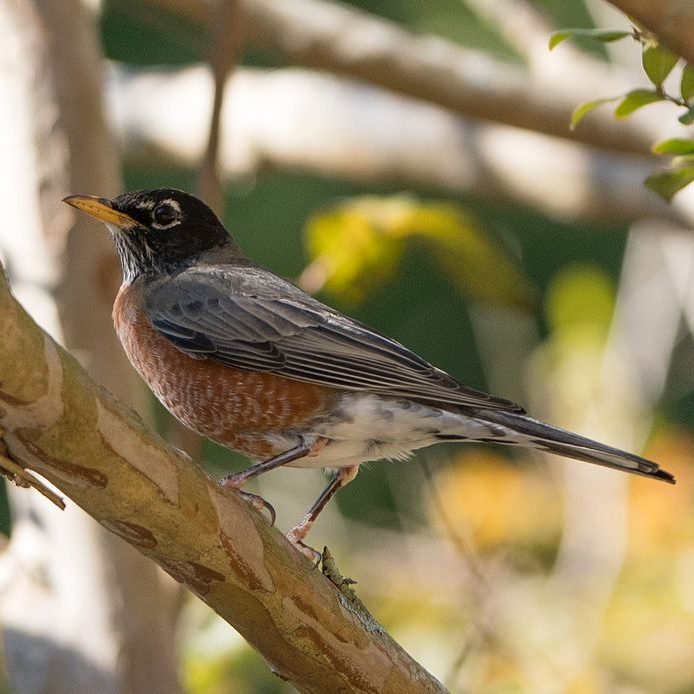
63 189 242 283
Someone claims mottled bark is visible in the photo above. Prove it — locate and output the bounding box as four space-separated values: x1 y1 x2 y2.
0 267 446 694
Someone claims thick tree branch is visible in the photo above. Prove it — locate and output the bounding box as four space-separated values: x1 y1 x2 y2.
606 1 694 65
464 0 556 67
0 1 180 691
143 0 664 156
0 267 446 694
112 66 694 227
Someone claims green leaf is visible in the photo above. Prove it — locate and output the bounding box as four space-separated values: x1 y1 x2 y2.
304 196 536 310
681 64 694 101
652 138 694 155
642 45 679 86
570 97 618 129
679 107 694 124
644 167 694 201
549 29 631 50
304 197 406 304
614 89 665 118
671 154 694 168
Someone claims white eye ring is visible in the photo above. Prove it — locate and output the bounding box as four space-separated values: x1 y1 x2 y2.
152 199 181 229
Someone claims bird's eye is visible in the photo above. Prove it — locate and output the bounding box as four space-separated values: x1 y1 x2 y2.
152 203 180 227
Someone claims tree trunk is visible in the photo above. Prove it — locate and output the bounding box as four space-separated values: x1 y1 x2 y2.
0 1 180 691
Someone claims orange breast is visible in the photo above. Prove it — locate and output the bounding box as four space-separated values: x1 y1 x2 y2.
113 282 340 459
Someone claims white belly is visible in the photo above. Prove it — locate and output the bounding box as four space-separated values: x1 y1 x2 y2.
263 393 502 469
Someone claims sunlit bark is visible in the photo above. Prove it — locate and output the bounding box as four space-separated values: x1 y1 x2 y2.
0 267 446 693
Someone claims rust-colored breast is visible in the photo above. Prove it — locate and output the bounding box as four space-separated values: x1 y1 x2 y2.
113 281 339 459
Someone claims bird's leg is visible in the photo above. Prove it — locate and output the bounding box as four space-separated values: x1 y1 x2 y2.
220 437 328 525
287 465 359 563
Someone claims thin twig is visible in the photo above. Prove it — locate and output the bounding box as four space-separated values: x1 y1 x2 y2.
173 0 246 466
0 452 66 510
198 0 245 215
419 458 486 586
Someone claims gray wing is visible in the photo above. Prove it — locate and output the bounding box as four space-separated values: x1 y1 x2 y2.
144 265 524 412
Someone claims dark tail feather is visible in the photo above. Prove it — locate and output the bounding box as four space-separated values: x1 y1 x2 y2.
468 409 675 484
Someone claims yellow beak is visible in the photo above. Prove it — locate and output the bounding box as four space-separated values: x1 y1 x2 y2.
63 195 139 228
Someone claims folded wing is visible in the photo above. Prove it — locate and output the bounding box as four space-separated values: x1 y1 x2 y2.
144 265 525 413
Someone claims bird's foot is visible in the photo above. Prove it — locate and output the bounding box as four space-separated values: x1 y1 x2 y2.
238 490 276 526
219 470 249 489
286 521 321 566
220 476 276 526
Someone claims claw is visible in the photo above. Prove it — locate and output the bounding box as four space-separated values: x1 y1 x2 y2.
289 537 322 567
241 491 276 526
286 518 322 565
222 483 276 526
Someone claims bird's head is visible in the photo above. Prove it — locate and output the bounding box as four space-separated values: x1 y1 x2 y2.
63 189 240 283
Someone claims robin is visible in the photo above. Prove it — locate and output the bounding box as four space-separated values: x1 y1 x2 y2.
64 189 675 559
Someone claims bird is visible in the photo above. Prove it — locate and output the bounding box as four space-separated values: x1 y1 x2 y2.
64 189 675 560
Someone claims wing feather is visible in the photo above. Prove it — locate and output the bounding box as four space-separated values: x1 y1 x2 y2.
144 267 524 412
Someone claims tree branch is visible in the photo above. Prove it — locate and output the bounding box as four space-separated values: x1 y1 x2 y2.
197 0 244 215
0 266 447 694
112 66 694 227
464 0 556 67
606 1 694 65
141 0 663 156
0 1 181 691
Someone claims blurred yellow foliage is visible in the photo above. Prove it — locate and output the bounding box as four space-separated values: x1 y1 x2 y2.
305 195 536 308
428 450 562 552
629 429 694 554
545 264 615 340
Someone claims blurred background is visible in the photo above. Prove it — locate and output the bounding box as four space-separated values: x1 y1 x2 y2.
1 0 694 692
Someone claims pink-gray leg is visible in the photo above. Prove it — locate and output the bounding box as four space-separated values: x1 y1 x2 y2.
287 465 360 562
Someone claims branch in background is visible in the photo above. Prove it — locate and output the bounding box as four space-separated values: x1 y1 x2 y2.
111 66 694 227
522 221 694 681
172 0 246 488
606 0 694 65
0 267 447 694
608 222 694 403
197 0 244 214
141 0 665 156
0 1 180 691
464 0 556 67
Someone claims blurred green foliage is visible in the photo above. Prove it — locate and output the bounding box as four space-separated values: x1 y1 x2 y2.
340 0 520 60
0 483 9 537
185 638 286 694
551 20 694 199
545 264 615 338
102 3 201 64
305 195 536 309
